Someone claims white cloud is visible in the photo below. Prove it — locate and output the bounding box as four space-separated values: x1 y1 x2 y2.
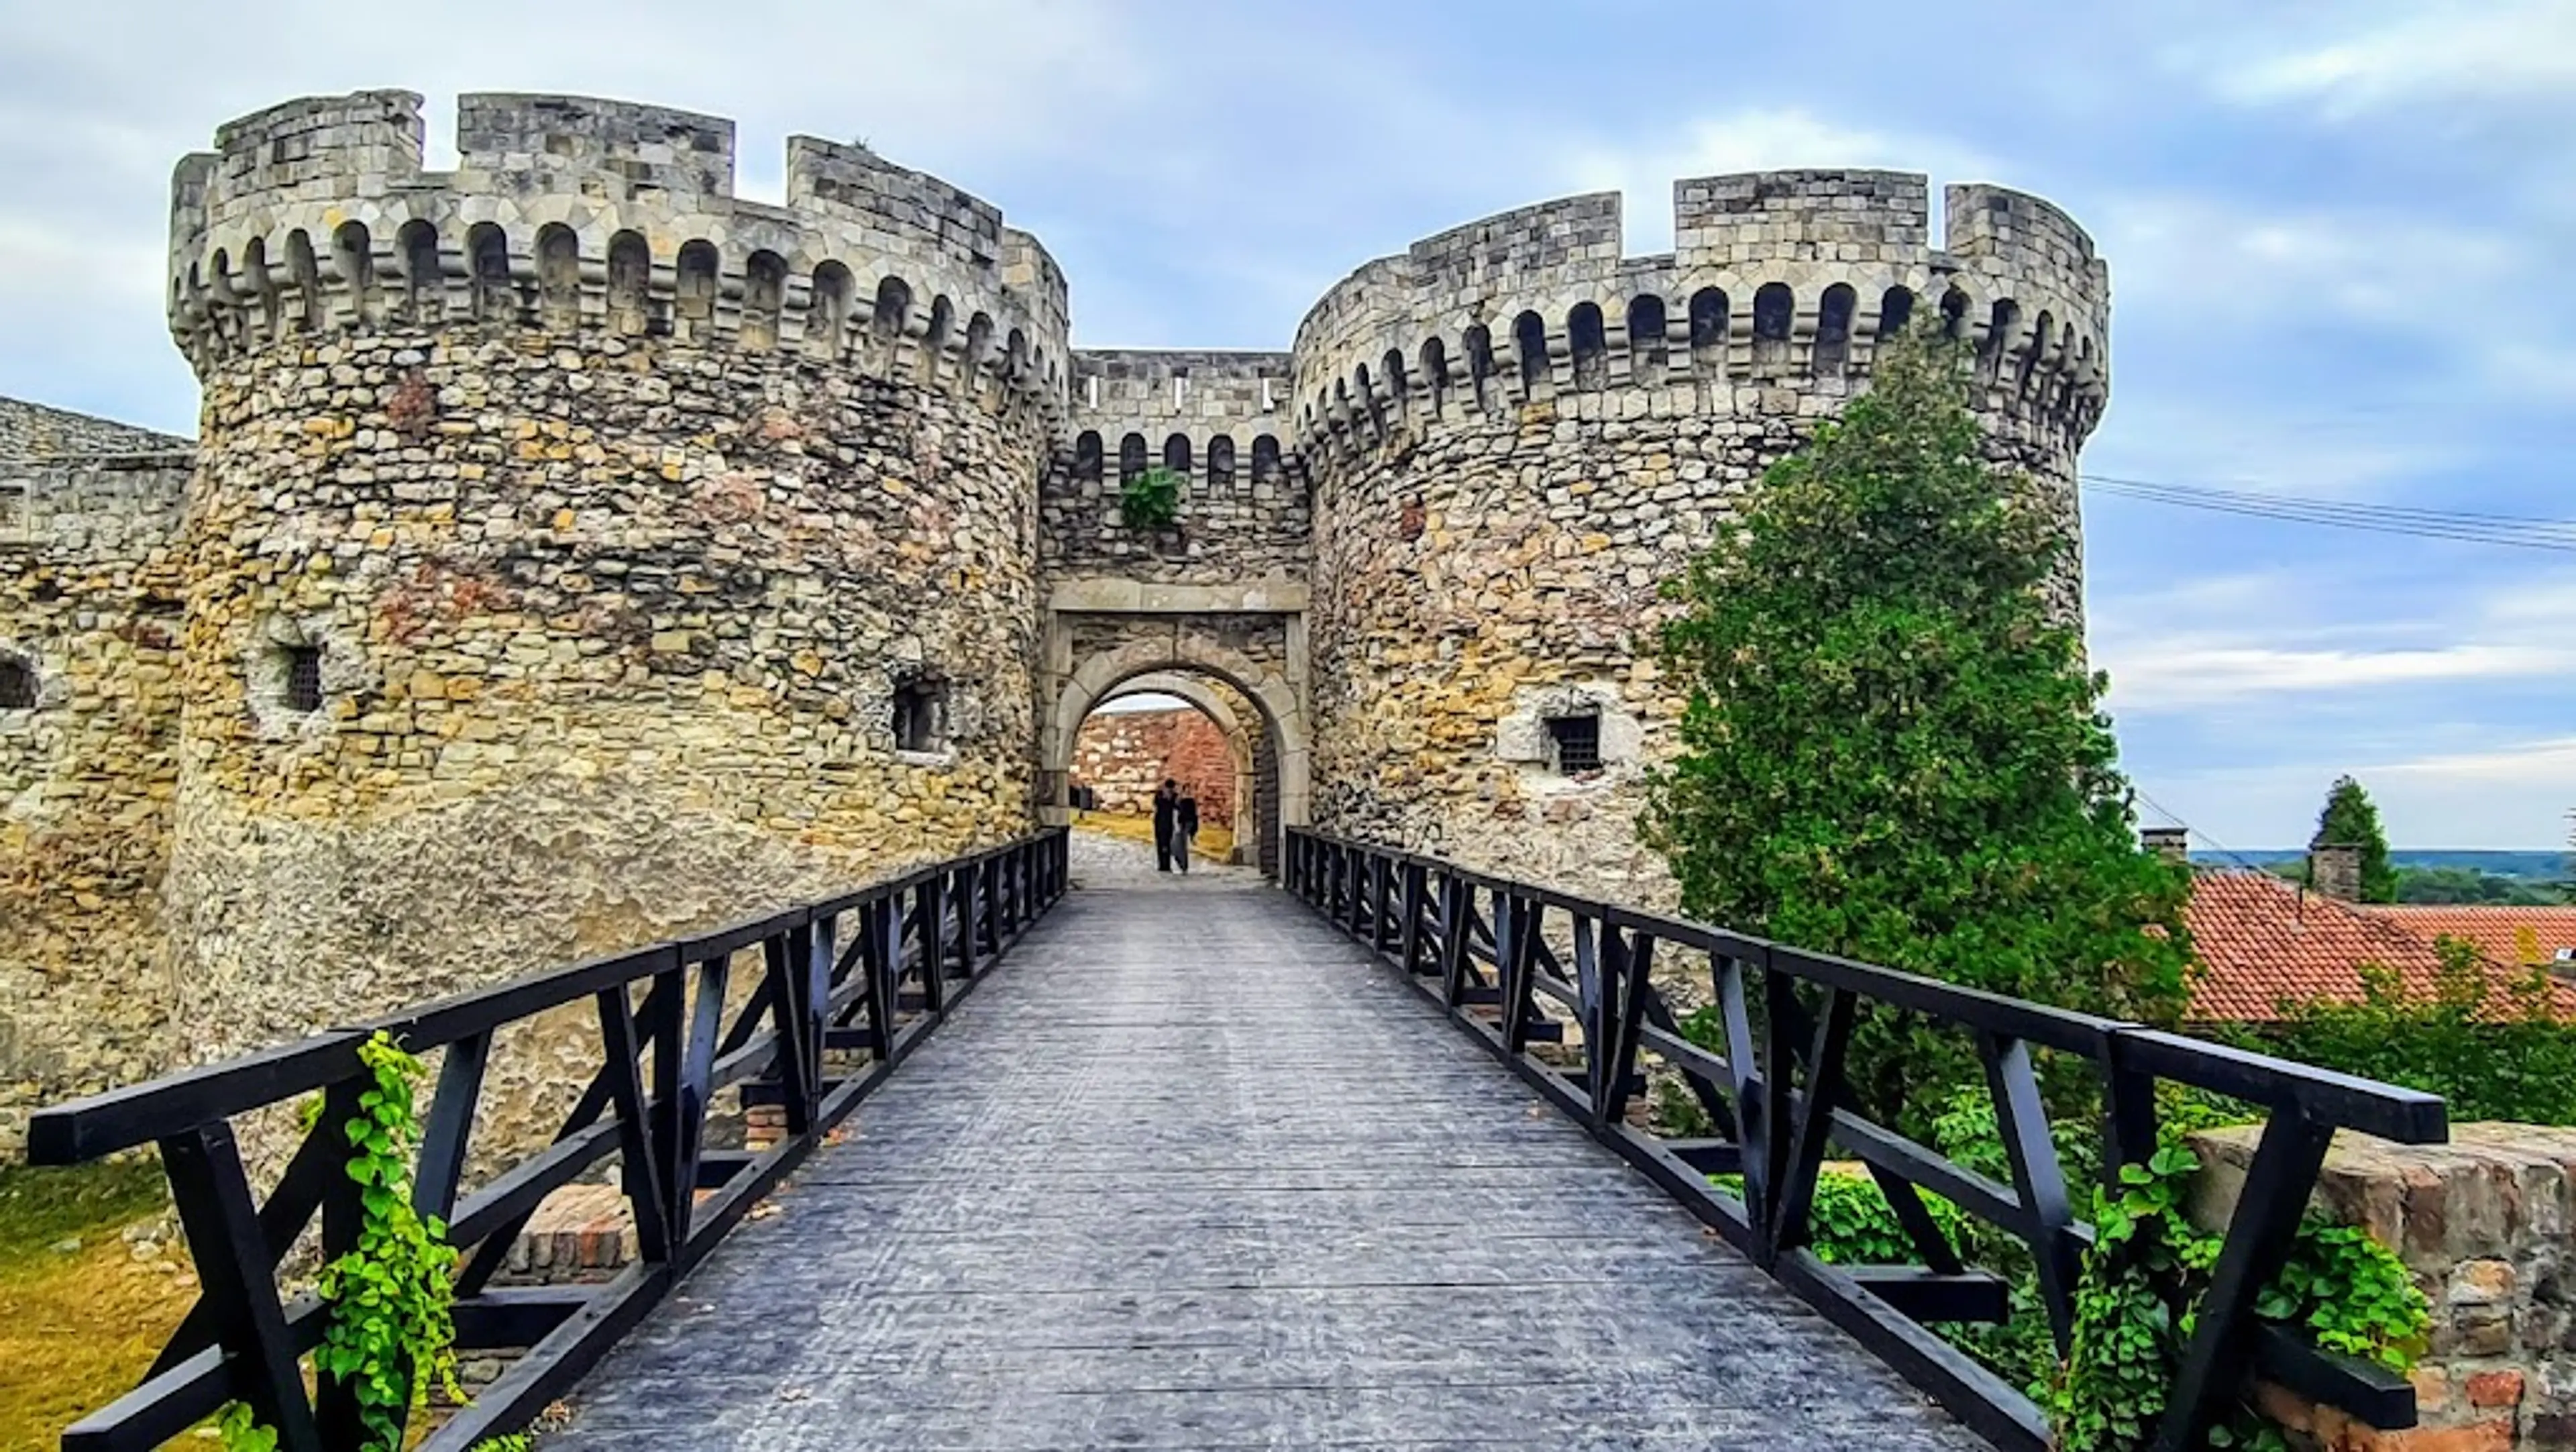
2096 564 2576 712
2151 739 2576 849
1560 110 1996 255
2214 1 2576 115
2104 641 2573 713
2094 192 2526 331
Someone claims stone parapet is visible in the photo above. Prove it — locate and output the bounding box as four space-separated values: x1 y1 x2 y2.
1050 350 1309 584
168 92 1071 421
2192 1123 2576 1450
1287 170 2108 466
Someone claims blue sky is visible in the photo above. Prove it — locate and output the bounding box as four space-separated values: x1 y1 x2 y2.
4 1 2571 848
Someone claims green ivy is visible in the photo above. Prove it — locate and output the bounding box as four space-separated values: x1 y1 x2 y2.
220 1031 466 1451
319 1031 466 1447
216 1403 278 1452
2050 1143 2426 1451
1119 466 1183 529
1713 1169 1962 1265
470 1437 533 1452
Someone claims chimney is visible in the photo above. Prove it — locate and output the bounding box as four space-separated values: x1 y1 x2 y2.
2139 827 2190 865
2309 843 2363 902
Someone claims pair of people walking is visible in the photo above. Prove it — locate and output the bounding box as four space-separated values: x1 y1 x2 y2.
1152 778 1200 874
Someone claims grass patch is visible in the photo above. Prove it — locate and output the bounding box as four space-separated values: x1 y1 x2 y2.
0 1159 193 1452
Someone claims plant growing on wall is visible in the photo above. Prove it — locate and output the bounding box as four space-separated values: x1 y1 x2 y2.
219 1031 464 1452
1642 325 2193 1133
1120 465 1183 531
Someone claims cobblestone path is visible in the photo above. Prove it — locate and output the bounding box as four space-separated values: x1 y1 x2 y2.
541 857 1986 1451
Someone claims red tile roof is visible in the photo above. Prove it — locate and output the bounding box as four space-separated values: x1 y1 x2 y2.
2184 872 2576 1023
2360 905 2576 970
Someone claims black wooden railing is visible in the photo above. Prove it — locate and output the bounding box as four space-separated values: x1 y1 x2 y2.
1284 828 2446 1452
27 829 1070 1452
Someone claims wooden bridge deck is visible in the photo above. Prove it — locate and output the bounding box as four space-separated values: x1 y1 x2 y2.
543 854 1989 1450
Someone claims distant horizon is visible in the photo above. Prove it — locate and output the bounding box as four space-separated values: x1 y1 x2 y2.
2192 847 2571 869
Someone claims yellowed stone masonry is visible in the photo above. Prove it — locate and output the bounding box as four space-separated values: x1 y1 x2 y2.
1 89 2109 1155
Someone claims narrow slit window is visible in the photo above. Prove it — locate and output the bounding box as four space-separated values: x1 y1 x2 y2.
1546 713 1602 775
0 657 34 710
284 645 323 713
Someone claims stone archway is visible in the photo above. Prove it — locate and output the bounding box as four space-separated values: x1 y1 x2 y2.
1095 672 1260 861
1039 625 1310 874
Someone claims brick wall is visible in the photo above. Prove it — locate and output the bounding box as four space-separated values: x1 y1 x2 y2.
1071 707 1236 819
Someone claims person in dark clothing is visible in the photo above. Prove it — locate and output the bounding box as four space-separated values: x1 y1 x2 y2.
1174 791 1199 874
1151 779 1180 872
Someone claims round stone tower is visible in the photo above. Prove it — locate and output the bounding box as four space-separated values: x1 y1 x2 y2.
1293 170 2109 903
162 91 1069 1058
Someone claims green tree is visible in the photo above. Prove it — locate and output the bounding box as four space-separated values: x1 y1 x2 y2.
2310 775 2398 902
1642 327 2192 1127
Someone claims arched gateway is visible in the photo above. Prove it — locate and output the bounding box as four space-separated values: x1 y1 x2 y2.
1037 584 1313 874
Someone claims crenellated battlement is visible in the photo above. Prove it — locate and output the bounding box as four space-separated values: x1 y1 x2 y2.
1063 350 1301 495
1287 169 2110 462
168 91 1073 416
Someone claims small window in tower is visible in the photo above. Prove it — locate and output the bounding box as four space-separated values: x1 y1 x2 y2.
0 656 34 710
283 645 323 713
893 676 949 755
1546 713 1602 776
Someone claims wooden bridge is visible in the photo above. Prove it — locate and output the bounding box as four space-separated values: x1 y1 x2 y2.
30 830 2447 1452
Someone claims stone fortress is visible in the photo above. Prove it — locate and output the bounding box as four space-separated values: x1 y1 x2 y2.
0 89 2108 1153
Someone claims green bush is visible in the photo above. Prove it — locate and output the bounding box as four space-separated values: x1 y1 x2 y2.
2252 936 2576 1125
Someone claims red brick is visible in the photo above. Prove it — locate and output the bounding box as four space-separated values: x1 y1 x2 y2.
2463 1369 2524 1408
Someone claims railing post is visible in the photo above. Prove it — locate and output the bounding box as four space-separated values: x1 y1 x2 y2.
160 1124 326 1451
1398 861 1426 974
958 860 973 988
918 872 950 1013
1370 853 1395 953
2151 1103 2339 1452
313 1078 369 1444
1438 873 1472 1006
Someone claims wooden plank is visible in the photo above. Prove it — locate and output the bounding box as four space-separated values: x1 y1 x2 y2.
540 846 1990 1452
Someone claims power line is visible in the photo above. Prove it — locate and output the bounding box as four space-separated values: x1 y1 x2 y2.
2135 789 2277 878
2080 474 2576 554
2084 474 2576 534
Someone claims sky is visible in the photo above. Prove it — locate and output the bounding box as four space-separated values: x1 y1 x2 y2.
3 1 2571 849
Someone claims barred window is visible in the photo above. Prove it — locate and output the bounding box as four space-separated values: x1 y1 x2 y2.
283 645 323 713
1546 713 1601 776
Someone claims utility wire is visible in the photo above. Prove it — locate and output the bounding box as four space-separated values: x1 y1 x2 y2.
2080 474 2576 554
2134 789 2280 878
2084 474 2576 534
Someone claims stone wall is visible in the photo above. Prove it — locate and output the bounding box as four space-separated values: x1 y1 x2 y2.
0 396 189 457
158 91 1064 1160
0 445 193 1155
1297 174 2104 909
1 85 2122 1159
1048 350 1309 586
2192 1123 2576 1450
1071 706 1237 819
